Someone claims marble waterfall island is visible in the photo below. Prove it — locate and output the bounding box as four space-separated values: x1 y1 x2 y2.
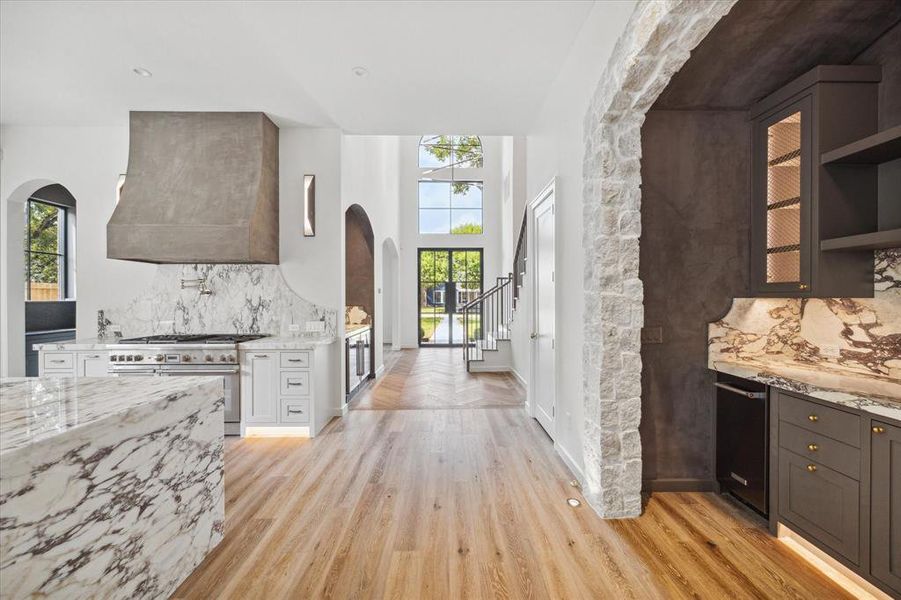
0 377 225 599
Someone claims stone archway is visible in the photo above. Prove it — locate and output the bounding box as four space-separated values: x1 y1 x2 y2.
580 0 737 518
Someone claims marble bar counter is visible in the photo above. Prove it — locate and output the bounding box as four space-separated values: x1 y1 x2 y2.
0 377 225 599
710 358 901 421
33 335 337 352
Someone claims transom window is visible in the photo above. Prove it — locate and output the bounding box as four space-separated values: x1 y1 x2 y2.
25 199 68 300
418 136 483 234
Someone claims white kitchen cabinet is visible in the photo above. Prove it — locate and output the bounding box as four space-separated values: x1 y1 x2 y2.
77 352 110 377
239 344 336 437
38 350 111 378
242 352 278 424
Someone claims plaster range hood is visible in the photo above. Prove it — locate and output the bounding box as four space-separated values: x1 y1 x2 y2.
107 111 279 264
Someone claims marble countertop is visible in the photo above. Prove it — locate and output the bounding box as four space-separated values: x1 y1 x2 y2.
237 335 336 350
0 376 220 455
344 323 371 338
33 335 336 352
710 358 901 421
32 337 109 351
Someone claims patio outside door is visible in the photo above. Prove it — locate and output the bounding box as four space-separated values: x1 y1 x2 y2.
418 248 483 347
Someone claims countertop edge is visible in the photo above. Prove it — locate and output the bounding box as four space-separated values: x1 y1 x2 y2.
710 359 901 422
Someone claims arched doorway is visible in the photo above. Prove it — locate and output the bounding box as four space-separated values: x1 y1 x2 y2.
2 180 78 377
345 204 375 397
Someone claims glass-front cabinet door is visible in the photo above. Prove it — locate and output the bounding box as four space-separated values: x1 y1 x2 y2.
752 97 811 296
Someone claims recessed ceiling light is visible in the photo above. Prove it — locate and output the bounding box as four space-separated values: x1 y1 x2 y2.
567 498 582 508
351 66 369 78
132 67 153 78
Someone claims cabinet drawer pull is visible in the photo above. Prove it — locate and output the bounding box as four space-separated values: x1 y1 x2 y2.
86 354 100 359
50 359 66 364
287 358 305 363
287 381 304 387
286 408 305 414
873 426 886 434
806 464 817 473
807 443 818 452
255 354 269 359
808 414 818 422
798 283 809 291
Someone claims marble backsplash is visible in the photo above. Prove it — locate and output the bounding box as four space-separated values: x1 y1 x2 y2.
100 264 337 339
709 250 901 381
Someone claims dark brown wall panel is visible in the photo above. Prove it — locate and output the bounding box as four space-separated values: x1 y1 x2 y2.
639 110 751 487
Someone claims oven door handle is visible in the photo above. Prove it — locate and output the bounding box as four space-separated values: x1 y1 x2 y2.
715 382 765 399
160 369 239 376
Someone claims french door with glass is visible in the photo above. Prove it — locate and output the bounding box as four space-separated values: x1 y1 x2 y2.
418 248 482 347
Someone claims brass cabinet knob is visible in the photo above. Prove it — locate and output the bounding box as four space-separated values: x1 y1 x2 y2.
808 414 819 422
798 283 809 290
873 426 886 434
807 443 818 452
806 464 817 473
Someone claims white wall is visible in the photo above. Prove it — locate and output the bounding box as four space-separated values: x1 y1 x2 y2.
0 124 348 382
0 125 154 376
340 135 401 372
397 135 504 348
522 0 637 478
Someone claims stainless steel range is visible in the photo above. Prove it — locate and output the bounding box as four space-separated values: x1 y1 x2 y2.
107 333 268 435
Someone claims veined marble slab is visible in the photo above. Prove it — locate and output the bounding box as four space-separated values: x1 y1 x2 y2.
710 359 901 421
0 377 225 599
238 335 336 350
31 337 110 352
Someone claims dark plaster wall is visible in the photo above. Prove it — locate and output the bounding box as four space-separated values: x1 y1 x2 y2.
639 110 751 489
345 205 374 319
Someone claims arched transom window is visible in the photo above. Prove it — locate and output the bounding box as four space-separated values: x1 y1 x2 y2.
418 135 483 235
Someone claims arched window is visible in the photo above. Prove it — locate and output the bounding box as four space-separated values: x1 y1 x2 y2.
418 136 483 235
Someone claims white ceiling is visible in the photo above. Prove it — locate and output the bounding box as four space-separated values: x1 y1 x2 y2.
0 0 610 134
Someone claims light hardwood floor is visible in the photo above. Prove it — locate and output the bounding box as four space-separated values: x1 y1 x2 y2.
173 349 846 599
351 348 525 410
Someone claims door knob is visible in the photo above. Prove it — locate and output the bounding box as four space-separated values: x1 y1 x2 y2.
530 333 538 339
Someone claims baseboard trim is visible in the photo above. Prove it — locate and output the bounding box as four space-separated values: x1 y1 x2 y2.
555 442 586 487
375 364 385 378
341 403 350 417
510 368 527 388
642 478 717 492
467 363 513 373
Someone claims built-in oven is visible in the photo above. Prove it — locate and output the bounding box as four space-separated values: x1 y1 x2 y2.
715 375 769 518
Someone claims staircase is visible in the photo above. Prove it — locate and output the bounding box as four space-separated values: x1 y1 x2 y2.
463 217 527 372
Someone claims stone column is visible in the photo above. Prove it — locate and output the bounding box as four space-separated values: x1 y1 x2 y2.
581 0 736 518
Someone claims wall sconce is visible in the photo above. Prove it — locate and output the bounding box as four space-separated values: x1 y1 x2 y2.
304 174 316 236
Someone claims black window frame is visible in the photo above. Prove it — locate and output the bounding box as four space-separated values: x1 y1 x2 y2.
25 198 68 301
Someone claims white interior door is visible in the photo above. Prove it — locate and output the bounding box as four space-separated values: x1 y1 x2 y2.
532 184 555 437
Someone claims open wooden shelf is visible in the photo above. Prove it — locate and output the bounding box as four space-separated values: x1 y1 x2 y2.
820 228 901 252
821 125 901 165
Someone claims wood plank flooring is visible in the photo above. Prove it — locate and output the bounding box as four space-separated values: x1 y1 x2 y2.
351 348 524 410
173 349 847 599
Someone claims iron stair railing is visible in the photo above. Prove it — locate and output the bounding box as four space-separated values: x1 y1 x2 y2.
462 273 514 368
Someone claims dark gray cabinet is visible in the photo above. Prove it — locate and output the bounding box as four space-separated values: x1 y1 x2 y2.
778 449 860 563
750 65 881 298
768 388 901 597
871 421 901 595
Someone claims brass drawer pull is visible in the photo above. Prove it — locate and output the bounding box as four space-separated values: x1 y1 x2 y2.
808 414 818 422
873 426 886 434
806 464 817 473
807 443 818 452
798 283 809 291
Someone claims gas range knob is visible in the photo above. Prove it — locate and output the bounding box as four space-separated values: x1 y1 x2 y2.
219 355 228 362
205 355 213 362
182 354 192 362
125 355 134 362
134 355 143 361
154 354 164 362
